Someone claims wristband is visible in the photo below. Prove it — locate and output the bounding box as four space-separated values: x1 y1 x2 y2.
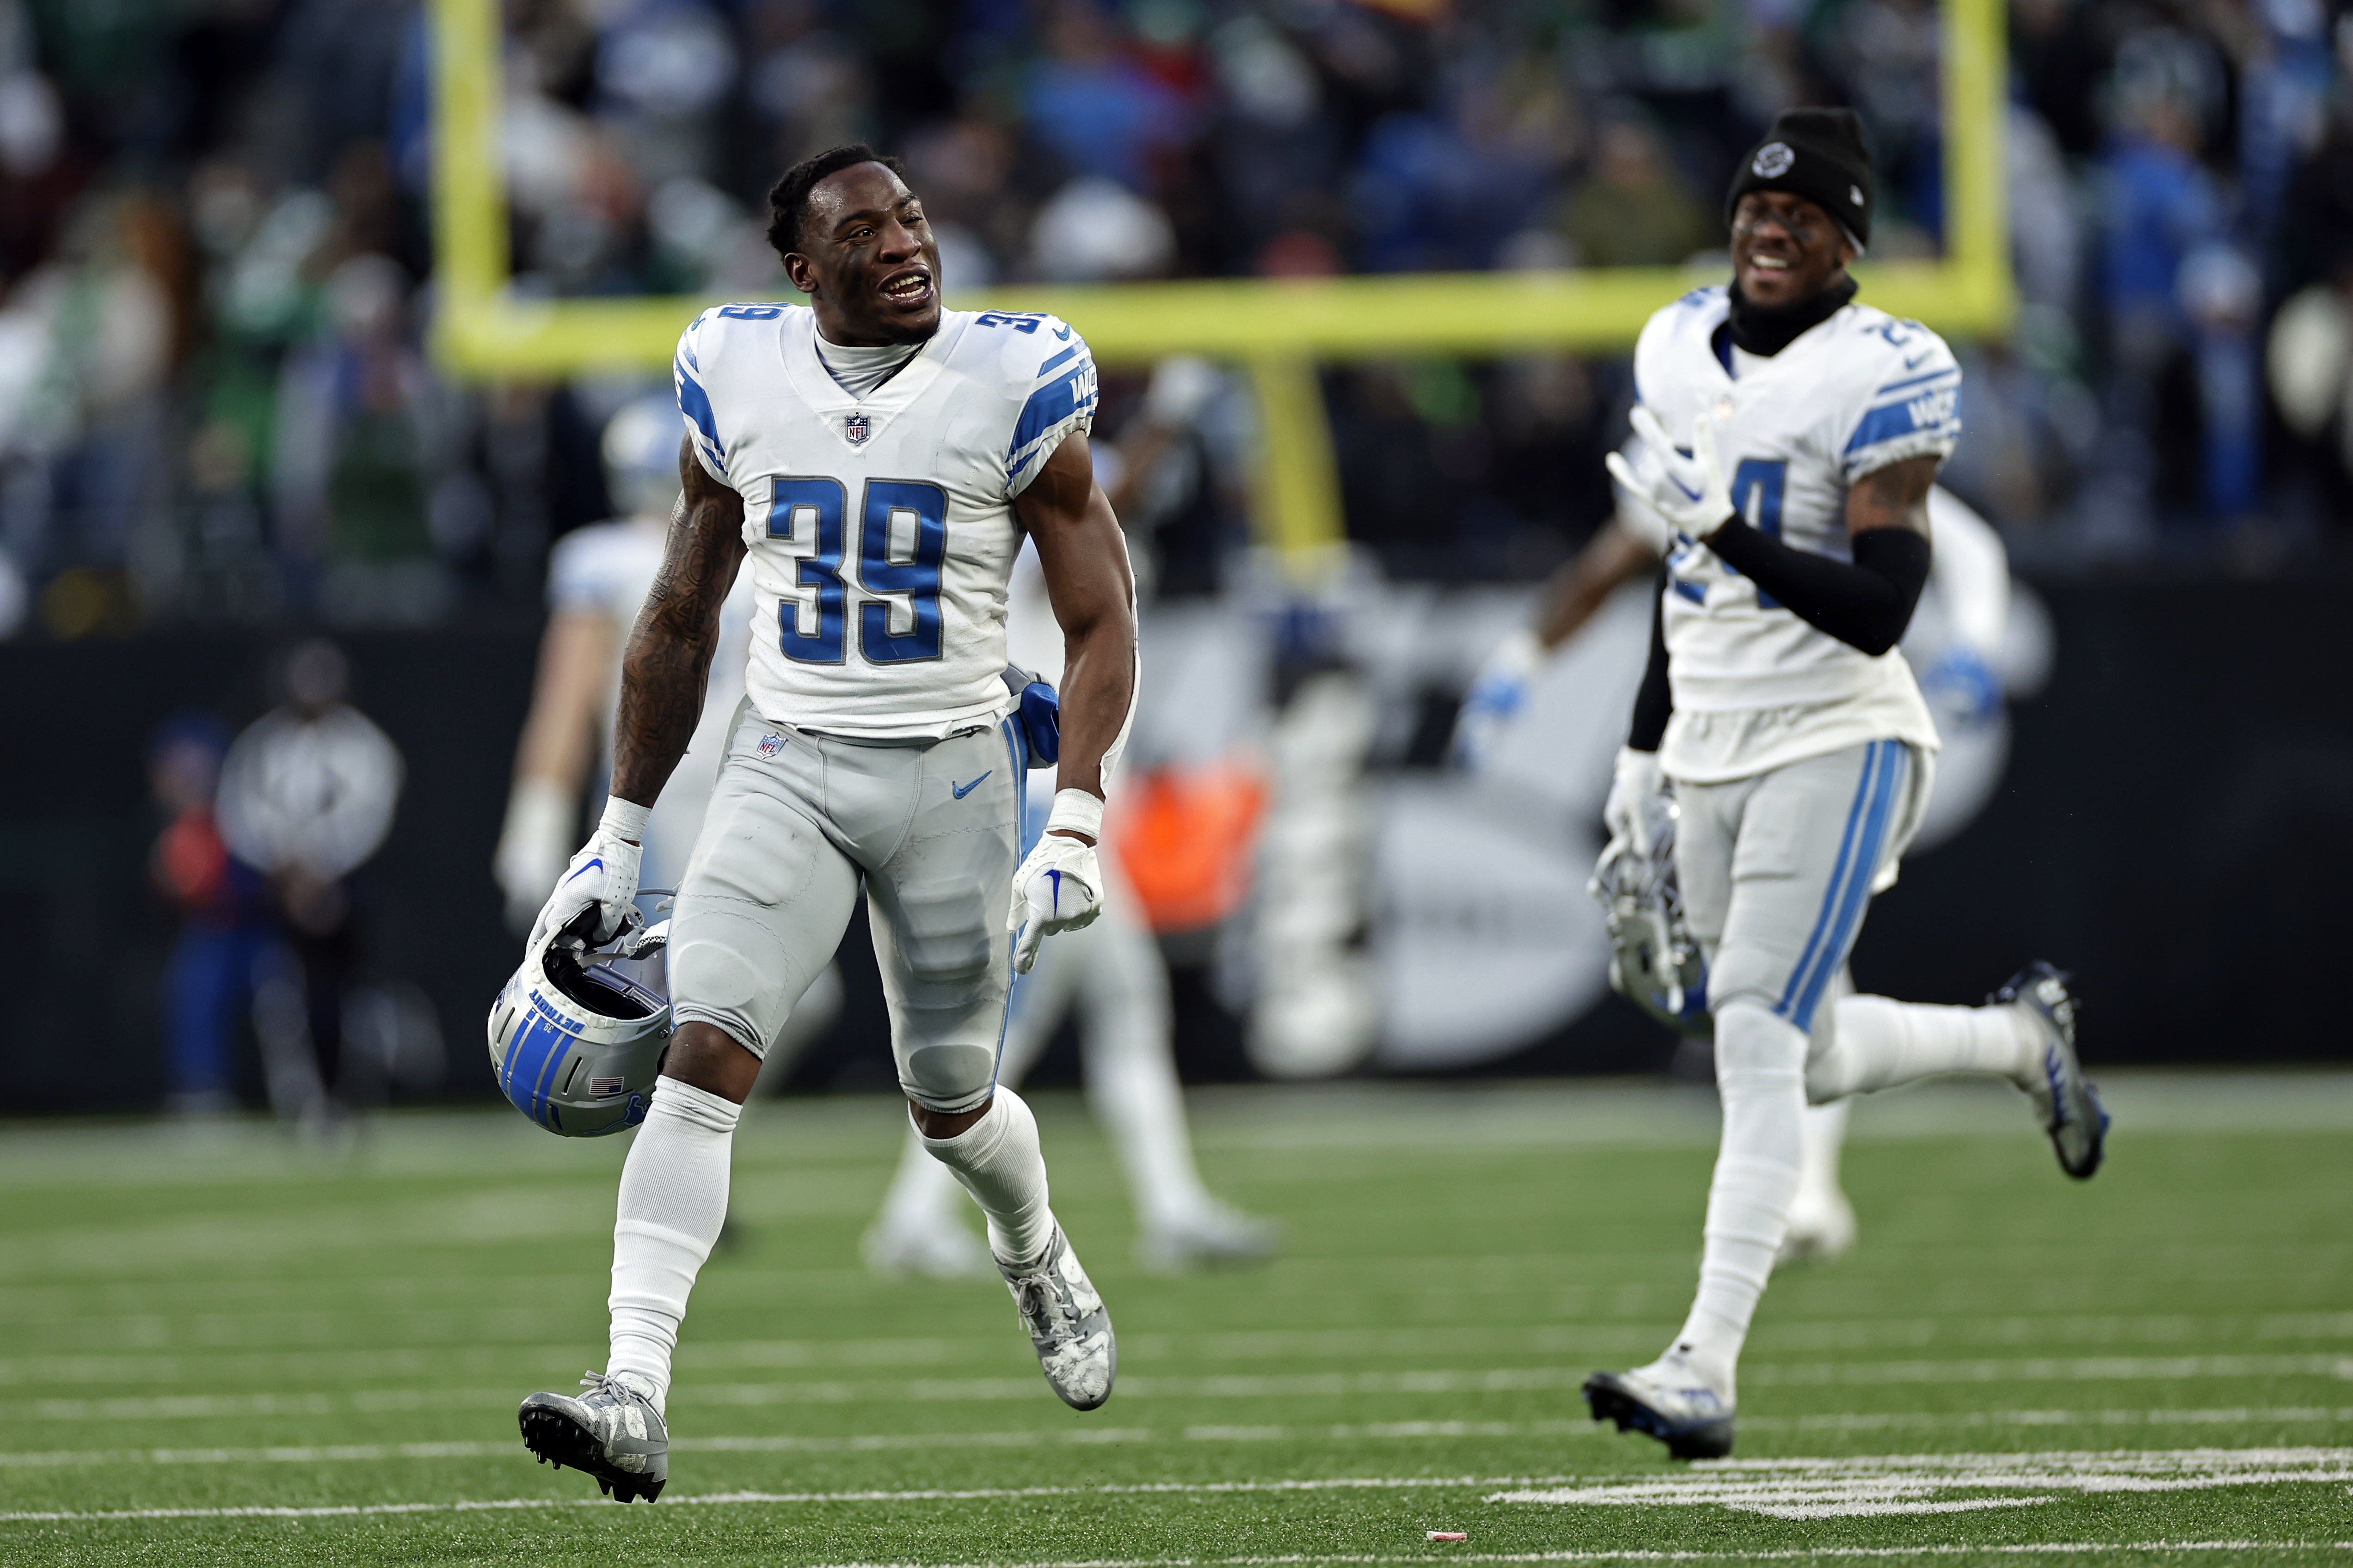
1044 788 1105 843
600 795 653 844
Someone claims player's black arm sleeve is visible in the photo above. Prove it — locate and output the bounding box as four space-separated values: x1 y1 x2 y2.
1702 521 1931 657
1626 578 1671 753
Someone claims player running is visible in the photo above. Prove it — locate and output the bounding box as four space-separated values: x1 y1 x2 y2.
1455 483 2031 1262
514 145 1137 1501
1568 110 2106 1461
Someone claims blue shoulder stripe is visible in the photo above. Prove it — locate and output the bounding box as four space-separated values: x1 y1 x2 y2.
1037 344 1082 377
675 353 723 466
1007 373 1097 469
1844 386 1963 453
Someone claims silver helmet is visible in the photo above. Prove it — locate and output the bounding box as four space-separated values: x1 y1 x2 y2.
487 918 672 1136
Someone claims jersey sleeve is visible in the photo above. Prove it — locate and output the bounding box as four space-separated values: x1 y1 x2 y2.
1004 318 1099 498
1839 324 1962 483
673 309 728 485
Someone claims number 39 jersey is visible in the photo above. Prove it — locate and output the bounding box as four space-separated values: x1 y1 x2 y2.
1621 287 1959 782
674 303 1097 741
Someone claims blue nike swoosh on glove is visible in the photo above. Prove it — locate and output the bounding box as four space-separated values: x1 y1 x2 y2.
1671 475 1704 502
952 771 992 799
1046 868 1061 913
562 857 603 886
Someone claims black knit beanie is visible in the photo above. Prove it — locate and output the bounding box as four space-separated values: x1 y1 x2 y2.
1724 107 1874 251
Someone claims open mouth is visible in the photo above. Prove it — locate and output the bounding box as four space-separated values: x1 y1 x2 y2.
880 269 934 306
1747 254 1792 273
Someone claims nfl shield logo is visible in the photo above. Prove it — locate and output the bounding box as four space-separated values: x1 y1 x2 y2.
757 732 785 759
844 411 871 446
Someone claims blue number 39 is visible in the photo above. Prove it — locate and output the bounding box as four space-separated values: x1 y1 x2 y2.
765 478 947 664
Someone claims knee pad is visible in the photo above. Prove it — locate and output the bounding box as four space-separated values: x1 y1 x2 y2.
668 906 815 1060
901 1041 998 1114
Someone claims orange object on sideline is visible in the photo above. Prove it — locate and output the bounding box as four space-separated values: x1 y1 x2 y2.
1110 762 1267 935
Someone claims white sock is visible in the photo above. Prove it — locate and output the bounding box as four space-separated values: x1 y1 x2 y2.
1671 1000 1807 1401
1811 994 2040 1100
1794 1099 1849 1212
921 1087 1057 1268
1077 921 1212 1231
607 1078 741 1416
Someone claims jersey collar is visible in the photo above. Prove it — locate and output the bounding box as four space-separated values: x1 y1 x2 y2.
780 311 954 446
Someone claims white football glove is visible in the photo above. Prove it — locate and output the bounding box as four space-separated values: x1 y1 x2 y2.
1603 746 1666 861
1606 405 1734 539
1450 626 1542 772
495 777 576 936
1009 790 1108 974
527 796 649 954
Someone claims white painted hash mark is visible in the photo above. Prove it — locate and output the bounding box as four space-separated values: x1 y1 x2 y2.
1490 1447 2353 1519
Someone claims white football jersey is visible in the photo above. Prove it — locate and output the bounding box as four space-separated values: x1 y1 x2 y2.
674 302 1098 741
1622 286 1958 781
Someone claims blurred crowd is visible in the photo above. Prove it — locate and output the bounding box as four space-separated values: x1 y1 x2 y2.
1 0 2350 644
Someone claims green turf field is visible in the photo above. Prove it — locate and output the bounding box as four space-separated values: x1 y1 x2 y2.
2 1074 2349 1566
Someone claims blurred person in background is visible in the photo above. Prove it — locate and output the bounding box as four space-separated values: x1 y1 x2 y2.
149 710 267 1115
2094 29 2248 530
215 637 403 1130
1454 482 2029 1263
495 392 755 933
1565 110 2103 1460
863 356 1276 1278
273 252 450 624
1559 108 1716 270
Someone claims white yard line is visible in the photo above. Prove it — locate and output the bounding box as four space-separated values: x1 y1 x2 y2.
4 1449 2349 1525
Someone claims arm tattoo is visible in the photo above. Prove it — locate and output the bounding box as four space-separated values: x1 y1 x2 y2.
611 442 748 808
1848 454 1938 537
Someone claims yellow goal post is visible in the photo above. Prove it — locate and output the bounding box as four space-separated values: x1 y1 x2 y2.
428 0 2010 567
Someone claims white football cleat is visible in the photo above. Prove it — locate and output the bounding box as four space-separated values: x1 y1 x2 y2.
862 1212 994 1280
1583 1349 1735 1460
518 1371 667 1502
1136 1203 1282 1272
1000 1225 1116 1410
1995 962 2107 1179
1777 1184 1857 1264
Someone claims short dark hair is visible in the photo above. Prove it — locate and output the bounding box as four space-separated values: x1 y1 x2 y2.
765 144 909 260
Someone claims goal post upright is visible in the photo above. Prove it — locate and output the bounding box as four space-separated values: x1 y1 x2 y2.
426 0 2009 564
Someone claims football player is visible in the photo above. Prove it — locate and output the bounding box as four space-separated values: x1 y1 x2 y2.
494 394 756 932
1569 110 2106 1460
515 145 1138 1501
1456 483 2026 1263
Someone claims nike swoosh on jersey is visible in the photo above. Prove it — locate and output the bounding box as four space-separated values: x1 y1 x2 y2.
952 772 993 799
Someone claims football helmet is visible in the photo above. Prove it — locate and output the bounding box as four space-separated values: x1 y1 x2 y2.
1588 803 1711 1040
487 917 672 1137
